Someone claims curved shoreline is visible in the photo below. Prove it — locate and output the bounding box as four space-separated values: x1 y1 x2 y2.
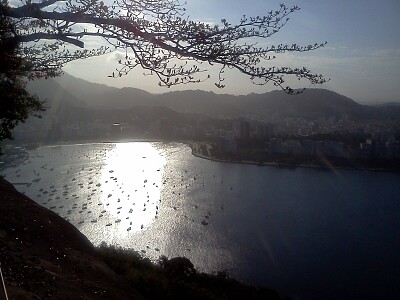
3 139 399 173
189 143 400 173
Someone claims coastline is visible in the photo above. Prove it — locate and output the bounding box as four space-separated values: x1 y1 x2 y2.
188 142 400 173
2 139 399 173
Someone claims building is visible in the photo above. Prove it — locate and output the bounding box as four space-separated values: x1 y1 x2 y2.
283 139 302 155
386 141 400 159
233 120 250 139
302 139 315 156
360 142 372 159
315 141 344 158
111 123 122 137
269 138 283 154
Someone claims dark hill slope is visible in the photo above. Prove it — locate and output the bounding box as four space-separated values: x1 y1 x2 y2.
0 178 143 300
244 89 362 117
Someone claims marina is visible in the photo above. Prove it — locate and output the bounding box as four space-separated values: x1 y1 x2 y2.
1 141 400 300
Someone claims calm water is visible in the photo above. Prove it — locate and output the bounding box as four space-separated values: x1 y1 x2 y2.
1 142 400 300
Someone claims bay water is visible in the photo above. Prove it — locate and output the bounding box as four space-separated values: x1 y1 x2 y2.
1 141 399 300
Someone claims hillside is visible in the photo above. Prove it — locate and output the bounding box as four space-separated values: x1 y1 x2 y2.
0 177 143 299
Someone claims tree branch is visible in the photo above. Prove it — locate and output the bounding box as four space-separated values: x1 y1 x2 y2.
16 32 84 48
1 1 328 92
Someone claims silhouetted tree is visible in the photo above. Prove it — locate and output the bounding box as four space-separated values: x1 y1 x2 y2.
0 10 45 143
0 0 327 142
1 0 327 89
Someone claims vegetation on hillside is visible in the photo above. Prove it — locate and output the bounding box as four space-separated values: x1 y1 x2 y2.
97 242 283 300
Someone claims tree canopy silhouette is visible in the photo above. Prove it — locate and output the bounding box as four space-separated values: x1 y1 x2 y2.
0 0 327 142
1 0 327 91
0 10 45 143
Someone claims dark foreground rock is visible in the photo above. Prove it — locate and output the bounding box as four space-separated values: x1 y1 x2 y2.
0 178 144 300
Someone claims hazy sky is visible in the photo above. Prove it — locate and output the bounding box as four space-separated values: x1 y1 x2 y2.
63 0 400 103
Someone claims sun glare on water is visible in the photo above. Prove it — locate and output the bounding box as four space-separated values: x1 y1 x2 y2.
99 142 166 234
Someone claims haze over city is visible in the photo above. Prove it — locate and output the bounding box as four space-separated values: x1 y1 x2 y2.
63 0 400 104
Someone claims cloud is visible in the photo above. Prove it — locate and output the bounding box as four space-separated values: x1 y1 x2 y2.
106 51 126 63
370 48 400 57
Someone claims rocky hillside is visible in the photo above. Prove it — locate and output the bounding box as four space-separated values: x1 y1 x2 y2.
0 177 143 300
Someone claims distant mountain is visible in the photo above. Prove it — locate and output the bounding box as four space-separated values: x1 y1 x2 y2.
26 76 86 109
27 73 400 121
375 102 400 107
152 88 363 119
53 73 153 108
53 72 120 100
13 78 88 143
234 89 363 119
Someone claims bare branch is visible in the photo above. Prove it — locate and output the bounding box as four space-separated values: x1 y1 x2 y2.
17 32 84 47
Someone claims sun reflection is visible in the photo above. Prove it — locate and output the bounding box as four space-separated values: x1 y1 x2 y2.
100 142 166 233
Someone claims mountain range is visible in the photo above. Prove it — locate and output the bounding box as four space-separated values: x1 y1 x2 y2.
24 73 400 124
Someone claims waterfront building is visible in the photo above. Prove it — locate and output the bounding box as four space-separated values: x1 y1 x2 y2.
233 120 250 139
302 139 315 156
269 138 283 154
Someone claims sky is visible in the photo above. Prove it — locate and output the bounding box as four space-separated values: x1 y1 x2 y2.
63 0 400 104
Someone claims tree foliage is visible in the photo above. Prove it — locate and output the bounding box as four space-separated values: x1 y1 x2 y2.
0 9 45 142
1 0 327 92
